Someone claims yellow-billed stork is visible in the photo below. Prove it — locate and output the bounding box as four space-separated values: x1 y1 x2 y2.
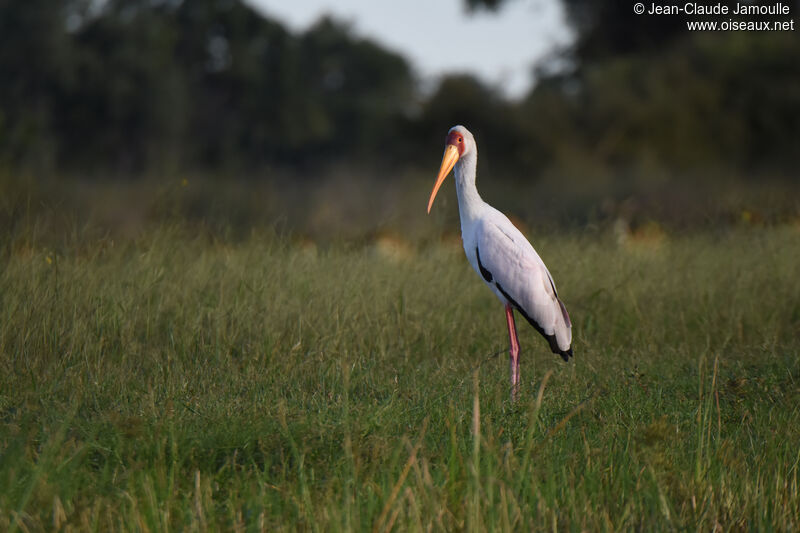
427 125 572 397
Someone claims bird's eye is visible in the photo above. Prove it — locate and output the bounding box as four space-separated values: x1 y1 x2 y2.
457 137 463 143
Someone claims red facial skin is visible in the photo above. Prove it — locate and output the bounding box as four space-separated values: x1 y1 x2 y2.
446 131 466 156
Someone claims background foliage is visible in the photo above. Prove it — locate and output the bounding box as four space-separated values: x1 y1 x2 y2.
1 0 798 180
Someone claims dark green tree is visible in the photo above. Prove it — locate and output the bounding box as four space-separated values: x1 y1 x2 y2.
0 0 76 169
0 0 417 173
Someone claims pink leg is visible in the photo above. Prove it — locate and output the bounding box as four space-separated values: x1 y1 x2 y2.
505 304 521 400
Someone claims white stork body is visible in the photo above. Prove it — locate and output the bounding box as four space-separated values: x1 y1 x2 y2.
427 125 572 396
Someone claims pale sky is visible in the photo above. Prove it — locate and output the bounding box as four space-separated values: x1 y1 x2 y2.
245 0 572 99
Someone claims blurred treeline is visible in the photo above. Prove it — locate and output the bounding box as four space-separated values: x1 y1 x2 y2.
1 0 799 237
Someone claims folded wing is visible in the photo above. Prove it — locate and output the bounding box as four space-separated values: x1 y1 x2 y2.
475 214 572 360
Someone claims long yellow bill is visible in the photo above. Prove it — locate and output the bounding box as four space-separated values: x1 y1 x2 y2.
427 144 460 213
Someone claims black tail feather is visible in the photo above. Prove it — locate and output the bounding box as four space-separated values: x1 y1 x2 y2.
559 347 573 362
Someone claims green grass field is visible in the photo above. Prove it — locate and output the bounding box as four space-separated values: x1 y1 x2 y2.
2 224 799 530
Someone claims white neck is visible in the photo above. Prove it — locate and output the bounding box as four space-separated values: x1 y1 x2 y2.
453 150 484 229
